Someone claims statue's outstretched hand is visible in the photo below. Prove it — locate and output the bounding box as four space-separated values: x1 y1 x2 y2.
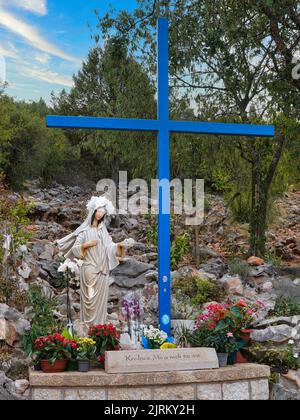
119 238 135 250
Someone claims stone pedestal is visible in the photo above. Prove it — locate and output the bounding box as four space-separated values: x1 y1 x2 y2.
29 363 270 400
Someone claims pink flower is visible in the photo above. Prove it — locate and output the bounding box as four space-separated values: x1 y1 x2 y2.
227 332 233 338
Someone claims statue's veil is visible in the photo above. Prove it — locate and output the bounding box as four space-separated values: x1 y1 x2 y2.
55 196 115 258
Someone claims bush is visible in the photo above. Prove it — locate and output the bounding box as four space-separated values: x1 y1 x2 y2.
172 274 222 306
246 342 299 373
0 177 33 308
23 285 59 359
273 296 300 317
170 233 190 269
228 258 251 282
146 222 189 269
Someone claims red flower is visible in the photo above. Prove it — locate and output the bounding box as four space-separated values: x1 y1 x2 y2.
236 299 247 307
98 355 105 365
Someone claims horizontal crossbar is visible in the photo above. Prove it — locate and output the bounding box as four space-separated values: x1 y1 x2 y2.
46 116 275 137
46 116 158 131
169 120 275 137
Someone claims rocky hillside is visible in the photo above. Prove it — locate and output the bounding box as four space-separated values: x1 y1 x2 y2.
1 180 300 400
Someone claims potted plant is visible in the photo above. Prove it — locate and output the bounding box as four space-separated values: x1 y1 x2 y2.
203 332 240 367
76 338 96 372
61 329 79 371
141 325 175 349
194 300 264 363
121 294 143 345
88 323 120 367
33 333 77 373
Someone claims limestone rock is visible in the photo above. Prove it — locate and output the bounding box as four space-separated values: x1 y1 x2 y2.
110 258 155 288
256 316 300 328
0 304 30 347
18 262 31 279
39 243 55 261
283 369 300 389
270 376 300 400
294 279 300 286
197 246 221 259
14 379 29 395
272 276 300 303
200 258 227 278
251 324 298 343
111 258 154 278
0 372 18 400
218 274 244 296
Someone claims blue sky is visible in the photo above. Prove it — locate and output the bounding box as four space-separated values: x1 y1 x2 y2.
0 0 137 103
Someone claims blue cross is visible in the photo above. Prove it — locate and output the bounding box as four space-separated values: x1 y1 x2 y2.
47 18 275 335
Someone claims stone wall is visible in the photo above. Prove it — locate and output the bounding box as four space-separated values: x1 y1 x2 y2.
29 363 270 400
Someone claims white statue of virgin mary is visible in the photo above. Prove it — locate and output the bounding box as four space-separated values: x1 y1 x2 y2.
56 196 126 327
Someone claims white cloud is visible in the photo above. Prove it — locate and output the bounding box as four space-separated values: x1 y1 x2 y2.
0 9 79 63
1 0 47 16
0 43 18 58
23 67 73 87
34 52 50 64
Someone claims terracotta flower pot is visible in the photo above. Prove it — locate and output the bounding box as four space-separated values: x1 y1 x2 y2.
40 359 68 373
236 350 248 364
240 329 253 343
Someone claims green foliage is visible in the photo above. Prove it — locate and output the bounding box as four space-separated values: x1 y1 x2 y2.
172 274 222 306
52 38 156 184
211 168 231 193
228 258 251 282
269 372 280 384
23 285 59 358
95 1 300 258
146 222 189 269
199 332 241 354
248 344 300 373
170 233 190 270
174 324 192 348
0 180 33 309
188 327 211 347
0 93 70 188
264 251 283 267
188 327 242 353
146 223 158 247
172 291 199 320
273 296 300 317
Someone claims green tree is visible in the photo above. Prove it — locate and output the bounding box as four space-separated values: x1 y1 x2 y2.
96 0 300 256
52 38 157 185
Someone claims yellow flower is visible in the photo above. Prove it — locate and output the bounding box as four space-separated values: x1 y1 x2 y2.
160 342 177 349
78 338 96 346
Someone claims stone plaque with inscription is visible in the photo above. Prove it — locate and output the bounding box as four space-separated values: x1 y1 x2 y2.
105 348 219 374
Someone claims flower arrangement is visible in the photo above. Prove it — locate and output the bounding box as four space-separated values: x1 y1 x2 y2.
195 299 264 335
76 338 96 361
121 293 143 343
58 257 83 288
88 323 120 364
141 325 176 350
33 333 77 365
202 332 240 354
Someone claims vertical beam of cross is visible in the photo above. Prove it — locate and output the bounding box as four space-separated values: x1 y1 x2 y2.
157 18 171 334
